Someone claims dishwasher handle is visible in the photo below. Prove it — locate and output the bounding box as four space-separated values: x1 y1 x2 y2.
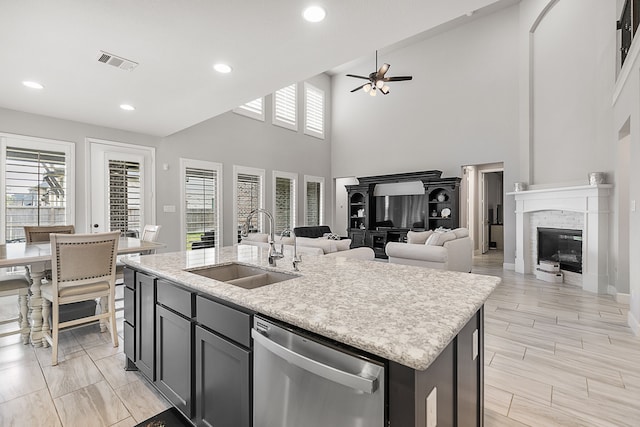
252 328 379 394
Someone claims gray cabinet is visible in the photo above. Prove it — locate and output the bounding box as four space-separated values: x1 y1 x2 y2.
195 325 251 427
156 305 194 418
456 308 482 427
135 271 156 380
194 295 252 427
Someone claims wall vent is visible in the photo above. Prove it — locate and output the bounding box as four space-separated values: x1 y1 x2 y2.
97 51 138 71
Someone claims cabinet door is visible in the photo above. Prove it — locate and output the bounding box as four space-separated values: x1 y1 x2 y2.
135 272 156 380
195 326 251 427
457 309 482 427
349 231 366 247
156 305 193 418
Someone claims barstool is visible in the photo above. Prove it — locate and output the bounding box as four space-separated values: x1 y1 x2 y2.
0 269 31 345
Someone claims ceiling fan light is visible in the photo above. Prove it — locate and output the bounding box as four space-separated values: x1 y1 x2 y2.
363 83 371 93
382 85 390 92
375 79 384 89
370 88 377 97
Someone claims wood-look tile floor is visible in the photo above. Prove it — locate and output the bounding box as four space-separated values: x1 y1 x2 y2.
0 288 170 427
0 252 638 426
475 250 640 427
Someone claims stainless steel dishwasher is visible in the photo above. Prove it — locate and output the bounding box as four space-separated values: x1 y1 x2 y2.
252 316 386 427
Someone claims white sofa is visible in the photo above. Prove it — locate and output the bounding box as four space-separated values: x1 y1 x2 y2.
385 228 473 272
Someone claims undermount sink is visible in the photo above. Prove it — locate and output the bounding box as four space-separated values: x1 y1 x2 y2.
185 262 300 289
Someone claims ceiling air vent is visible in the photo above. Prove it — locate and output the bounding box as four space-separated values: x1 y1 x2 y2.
97 51 138 71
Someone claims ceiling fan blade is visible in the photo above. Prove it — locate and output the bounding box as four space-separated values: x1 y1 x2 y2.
376 63 390 79
346 74 370 80
350 84 367 93
384 76 413 82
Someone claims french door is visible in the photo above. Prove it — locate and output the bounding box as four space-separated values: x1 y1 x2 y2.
89 139 155 235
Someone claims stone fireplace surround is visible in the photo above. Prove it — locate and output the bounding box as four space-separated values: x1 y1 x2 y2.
508 184 612 294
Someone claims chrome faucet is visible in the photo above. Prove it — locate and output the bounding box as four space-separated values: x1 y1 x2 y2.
281 228 302 271
242 208 284 267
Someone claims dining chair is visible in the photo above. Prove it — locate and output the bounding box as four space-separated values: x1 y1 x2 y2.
0 268 31 344
41 231 120 365
115 224 162 284
24 225 75 242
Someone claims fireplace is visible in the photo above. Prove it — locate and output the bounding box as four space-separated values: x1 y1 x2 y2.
537 227 583 274
509 184 612 293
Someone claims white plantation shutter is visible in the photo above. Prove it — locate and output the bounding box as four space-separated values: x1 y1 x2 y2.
304 83 324 139
108 160 141 236
185 166 218 250
273 172 297 235
236 171 263 242
4 146 69 242
233 97 265 121
273 84 297 130
304 175 324 226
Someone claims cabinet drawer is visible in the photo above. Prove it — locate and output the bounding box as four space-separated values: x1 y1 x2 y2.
196 296 251 347
123 268 135 290
157 279 195 318
124 287 135 325
124 321 135 361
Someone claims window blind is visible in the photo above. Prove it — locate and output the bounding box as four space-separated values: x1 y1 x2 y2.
5 146 67 242
236 172 262 242
273 84 297 129
185 167 217 249
234 97 265 121
306 181 322 226
274 176 295 234
108 160 141 236
305 83 324 138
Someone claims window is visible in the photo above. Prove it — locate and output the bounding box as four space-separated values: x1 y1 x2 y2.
181 159 222 250
272 171 297 235
1 134 75 242
272 84 298 131
304 175 324 226
233 165 265 243
304 82 325 139
108 160 141 236
233 97 265 121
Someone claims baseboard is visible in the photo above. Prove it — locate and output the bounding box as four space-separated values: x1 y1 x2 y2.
607 285 631 305
629 311 640 336
503 263 515 271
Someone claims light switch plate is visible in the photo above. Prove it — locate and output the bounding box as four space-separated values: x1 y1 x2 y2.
163 205 176 213
632 200 636 212
426 386 437 427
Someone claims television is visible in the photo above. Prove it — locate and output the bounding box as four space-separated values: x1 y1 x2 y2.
374 194 428 229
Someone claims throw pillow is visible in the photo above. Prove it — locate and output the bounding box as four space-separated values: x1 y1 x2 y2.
426 231 457 246
407 230 433 244
452 228 469 238
335 239 352 251
323 232 341 240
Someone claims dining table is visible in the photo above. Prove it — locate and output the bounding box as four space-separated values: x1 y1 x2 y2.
0 237 165 347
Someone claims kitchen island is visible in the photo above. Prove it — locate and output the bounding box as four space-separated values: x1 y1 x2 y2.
121 245 500 427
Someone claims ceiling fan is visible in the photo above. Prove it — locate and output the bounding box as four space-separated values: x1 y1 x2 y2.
347 51 413 96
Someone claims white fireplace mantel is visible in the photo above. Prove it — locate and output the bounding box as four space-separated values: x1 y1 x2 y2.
507 184 613 293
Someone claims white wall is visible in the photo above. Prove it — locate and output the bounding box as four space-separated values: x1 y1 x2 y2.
531 0 615 185
332 5 520 263
0 107 161 234
0 74 333 252
162 74 333 250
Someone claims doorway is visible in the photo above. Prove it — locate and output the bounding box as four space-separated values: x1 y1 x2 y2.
461 163 504 263
88 139 156 235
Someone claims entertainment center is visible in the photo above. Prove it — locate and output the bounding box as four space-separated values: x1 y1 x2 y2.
346 170 461 258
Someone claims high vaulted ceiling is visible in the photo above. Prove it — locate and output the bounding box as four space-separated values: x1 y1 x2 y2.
0 0 507 137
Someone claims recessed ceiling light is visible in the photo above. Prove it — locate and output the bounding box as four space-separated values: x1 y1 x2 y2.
303 6 326 22
120 104 136 111
213 63 232 74
22 81 44 90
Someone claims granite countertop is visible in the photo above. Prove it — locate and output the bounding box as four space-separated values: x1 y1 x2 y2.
122 245 501 371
